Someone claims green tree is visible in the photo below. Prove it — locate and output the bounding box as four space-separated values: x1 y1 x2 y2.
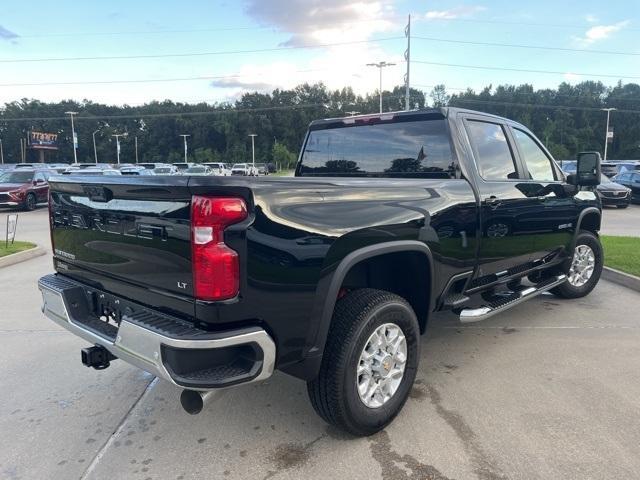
272 142 296 170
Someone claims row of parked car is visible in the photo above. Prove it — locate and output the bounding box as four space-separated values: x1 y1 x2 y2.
559 159 640 208
0 161 273 210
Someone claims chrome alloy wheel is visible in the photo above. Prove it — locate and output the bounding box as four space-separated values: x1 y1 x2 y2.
356 323 407 409
568 244 596 287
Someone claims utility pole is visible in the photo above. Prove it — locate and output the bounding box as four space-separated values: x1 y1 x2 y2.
112 133 127 164
135 136 139 163
92 128 100 163
249 134 257 168
601 108 616 161
366 61 396 113
0 138 3 164
65 111 78 164
404 14 411 111
179 134 190 163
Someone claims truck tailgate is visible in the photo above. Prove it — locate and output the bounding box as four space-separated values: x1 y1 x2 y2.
49 177 194 299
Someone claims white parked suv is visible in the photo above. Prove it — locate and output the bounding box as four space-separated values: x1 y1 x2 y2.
202 163 231 176
231 163 258 176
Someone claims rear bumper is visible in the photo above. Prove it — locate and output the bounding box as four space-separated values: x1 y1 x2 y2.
38 274 276 390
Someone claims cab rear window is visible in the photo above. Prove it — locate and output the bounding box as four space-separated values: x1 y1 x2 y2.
299 118 458 178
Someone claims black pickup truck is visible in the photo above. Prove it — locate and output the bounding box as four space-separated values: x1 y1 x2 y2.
39 108 604 435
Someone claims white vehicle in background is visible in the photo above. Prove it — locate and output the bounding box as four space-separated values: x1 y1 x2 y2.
202 162 230 176
153 165 179 175
231 163 258 176
184 165 213 176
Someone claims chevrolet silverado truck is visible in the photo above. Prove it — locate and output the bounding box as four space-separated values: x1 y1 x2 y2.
38 108 604 436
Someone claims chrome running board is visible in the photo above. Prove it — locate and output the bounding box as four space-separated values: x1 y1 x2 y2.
459 274 566 323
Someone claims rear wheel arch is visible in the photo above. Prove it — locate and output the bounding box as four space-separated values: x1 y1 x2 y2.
305 241 434 377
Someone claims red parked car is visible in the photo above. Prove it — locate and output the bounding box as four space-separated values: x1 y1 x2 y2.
0 169 53 210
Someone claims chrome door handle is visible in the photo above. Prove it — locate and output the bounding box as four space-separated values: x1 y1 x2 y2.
484 195 501 207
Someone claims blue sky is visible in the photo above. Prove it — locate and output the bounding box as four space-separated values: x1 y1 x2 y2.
0 0 638 105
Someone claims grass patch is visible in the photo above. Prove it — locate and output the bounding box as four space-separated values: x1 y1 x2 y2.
272 170 295 177
0 240 36 258
601 235 640 277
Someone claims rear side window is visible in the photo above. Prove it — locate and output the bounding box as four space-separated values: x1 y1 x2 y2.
466 121 518 181
299 118 457 178
513 128 556 181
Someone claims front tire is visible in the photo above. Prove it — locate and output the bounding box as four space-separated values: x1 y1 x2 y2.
551 231 603 299
24 192 37 211
307 289 420 436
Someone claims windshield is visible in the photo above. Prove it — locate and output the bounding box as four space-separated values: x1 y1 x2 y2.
601 174 612 184
233 164 247 168
0 171 34 183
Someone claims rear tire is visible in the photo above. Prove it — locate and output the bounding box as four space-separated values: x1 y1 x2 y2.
307 288 420 436
551 231 603 299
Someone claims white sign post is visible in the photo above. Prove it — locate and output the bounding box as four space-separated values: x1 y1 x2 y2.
6 214 18 248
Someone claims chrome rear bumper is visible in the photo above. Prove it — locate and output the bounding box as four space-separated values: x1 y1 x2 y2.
38 274 276 390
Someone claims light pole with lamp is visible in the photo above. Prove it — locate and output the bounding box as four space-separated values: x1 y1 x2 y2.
65 111 78 164
366 61 396 113
248 134 257 174
179 134 190 163
112 133 128 164
601 108 616 161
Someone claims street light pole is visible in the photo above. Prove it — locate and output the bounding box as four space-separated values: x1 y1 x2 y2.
135 136 139 164
601 108 616 161
179 134 190 163
112 133 127 164
366 61 396 113
65 111 78 164
0 138 3 164
249 134 257 169
92 129 100 163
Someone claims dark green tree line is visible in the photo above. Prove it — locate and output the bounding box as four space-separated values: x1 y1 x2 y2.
0 81 637 165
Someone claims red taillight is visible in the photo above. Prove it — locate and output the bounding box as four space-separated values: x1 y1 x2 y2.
191 196 247 301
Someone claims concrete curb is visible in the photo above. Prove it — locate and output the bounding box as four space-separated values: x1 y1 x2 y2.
0 245 46 269
602 266 640 293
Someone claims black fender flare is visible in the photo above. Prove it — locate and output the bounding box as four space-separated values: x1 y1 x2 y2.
572 207 601 250
298 240 435 380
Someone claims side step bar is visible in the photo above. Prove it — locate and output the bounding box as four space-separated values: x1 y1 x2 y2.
459 274 566 323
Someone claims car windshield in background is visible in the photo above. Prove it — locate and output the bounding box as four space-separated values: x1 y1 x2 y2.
299 118 457 177
0 171 34 183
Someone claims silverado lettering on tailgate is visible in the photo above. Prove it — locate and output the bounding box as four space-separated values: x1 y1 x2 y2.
53 210 171 241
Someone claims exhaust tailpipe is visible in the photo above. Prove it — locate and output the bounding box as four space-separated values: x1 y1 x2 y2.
180 389 218 415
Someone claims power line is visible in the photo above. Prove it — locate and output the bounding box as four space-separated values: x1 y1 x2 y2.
424 17 640 33
413 84 640 103
412 60 640 80
0 68 328 87
0 93 411 123
413 36 639 57
449 97 640 114
0 37 404 64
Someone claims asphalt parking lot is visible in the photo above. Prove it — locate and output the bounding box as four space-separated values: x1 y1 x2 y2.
1 208 640 480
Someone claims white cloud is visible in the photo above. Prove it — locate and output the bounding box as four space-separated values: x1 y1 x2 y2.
424 5 486 20
584 14 598 23
208 0 404 97
574 20 630 45
0 24 19 41
244 0 397 46
563 72 581 83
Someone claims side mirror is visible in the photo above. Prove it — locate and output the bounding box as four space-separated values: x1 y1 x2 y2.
570 151 601 186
